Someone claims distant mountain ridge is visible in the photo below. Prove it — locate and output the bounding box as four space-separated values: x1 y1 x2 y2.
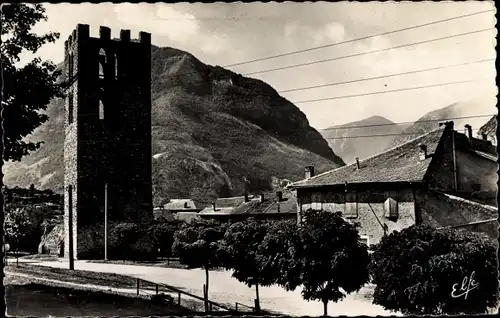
320 115 410 164
3 45 345 204
388 100 496 149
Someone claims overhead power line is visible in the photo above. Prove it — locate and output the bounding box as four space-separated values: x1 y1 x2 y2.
223 9 494 68
320 114 496 132
292 78 492 104
321 129 482 141
244 28 494 76
278 58 494 93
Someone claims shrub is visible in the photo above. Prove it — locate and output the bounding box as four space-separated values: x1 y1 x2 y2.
370 225 499 315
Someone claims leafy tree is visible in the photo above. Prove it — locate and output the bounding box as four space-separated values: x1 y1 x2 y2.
260 211 370 316
110 222 138 260
4 204 44 253
1 3 65 161
257 219 301 290
300 210 370 315
370 225 499 315
4 206 32 251
172 218 227 311
221 218 273 311
150 221 182 259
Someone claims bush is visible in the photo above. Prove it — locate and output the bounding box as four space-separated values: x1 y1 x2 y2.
370 225 499 315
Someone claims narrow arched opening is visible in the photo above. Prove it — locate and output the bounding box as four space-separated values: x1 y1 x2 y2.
99 48 106 80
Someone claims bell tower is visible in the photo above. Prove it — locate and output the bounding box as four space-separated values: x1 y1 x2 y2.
63 24 152 259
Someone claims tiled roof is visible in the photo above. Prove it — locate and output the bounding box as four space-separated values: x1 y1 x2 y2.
290 127 447 188
198 190 297 216
163 199 204 211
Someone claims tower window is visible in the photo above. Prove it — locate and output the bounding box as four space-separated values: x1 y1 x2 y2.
99 100 105 120
68 53 74 78
99 48 106 79
68 91 74 124
114 53 118 79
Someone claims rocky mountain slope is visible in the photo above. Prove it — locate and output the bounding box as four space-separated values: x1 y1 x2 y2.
388 99 496 149
3 45 345 204
320 116 409 164
477 115 497 141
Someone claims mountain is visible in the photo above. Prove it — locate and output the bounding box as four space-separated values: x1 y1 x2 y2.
477 115 497 141
320 116 409 164
388 99 497 149
3 45 345 204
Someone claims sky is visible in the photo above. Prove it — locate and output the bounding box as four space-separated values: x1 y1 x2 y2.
20 1 497 130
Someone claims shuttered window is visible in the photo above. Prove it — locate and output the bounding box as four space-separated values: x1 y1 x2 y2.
345 191 358 218
384 197 399 218
311 192 322 211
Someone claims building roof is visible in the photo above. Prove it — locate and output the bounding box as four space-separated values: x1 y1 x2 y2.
163 199 204 211
290 127 447 188
198 190 297 216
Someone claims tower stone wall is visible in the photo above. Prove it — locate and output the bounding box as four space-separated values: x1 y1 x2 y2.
64 24 153 259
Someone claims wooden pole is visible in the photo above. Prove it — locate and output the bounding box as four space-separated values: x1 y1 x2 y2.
68 185 74 270
104 183 108 261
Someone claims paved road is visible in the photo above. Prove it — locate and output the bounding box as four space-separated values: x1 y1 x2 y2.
16 258 400 316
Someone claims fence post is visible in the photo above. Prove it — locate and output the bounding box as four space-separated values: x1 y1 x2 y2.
155 284 158 295
136 279 139 296
178 291 181 305
235 302 238 312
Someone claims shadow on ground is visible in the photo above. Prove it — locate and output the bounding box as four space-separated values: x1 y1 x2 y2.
5 283 191 317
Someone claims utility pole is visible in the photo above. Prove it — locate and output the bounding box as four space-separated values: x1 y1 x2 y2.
68 186 74 270
104 183 108 261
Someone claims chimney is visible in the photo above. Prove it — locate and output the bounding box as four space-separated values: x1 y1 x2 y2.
305 166 315 179
244 192 249 202
419 144 428 161
482 133 488 141
259 193 265 203
212 202 216 211
355 157 360 169
276 191 283 202
439 121 454 130
464 124 472 139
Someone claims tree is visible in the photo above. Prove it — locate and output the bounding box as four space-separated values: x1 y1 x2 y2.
150 221 182 259
4 204 41 253
369 225 499 315
1 4 65 161
300 210 370 316
221 218 274 311
172 218 227 311
260 211 370 316
110 223 138 260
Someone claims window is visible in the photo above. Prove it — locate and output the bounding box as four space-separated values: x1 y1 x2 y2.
114 53 118 79
68 91 74 124
345 191 358 218
99 100 105 120
359 235 370 246
99 48 106 79
68 53 74 78
311 192 322 211
384 197 399 218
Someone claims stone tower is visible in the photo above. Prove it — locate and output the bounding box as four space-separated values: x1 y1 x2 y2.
64 24 152 259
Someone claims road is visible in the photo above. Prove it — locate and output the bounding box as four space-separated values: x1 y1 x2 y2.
15 258 400 316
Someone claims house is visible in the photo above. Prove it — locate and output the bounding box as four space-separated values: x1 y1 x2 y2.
198 190 297 222
288 121 498 246
153 199 205 223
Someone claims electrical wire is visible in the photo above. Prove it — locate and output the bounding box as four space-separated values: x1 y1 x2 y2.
278 58 494 94
313 114 496 132
243 28 494 76
292 78 492 104
223 9 494 68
